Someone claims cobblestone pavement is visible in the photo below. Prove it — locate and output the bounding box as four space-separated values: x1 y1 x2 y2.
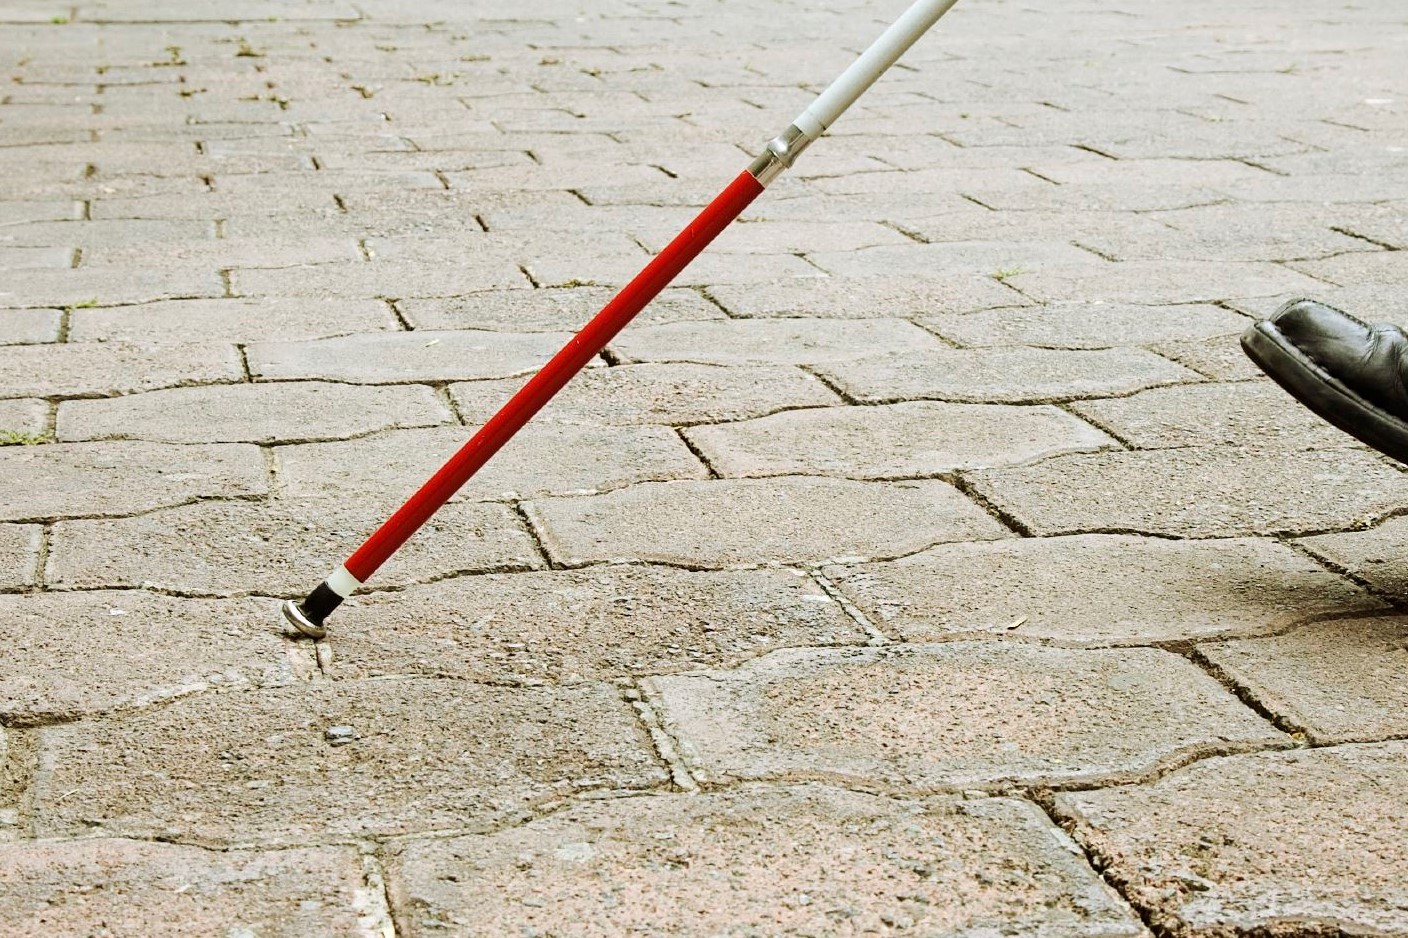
1 0 1406 934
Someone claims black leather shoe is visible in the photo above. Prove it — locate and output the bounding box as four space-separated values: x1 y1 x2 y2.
1242 298 1408 464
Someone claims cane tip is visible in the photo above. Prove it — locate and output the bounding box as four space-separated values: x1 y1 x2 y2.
280 598 328 639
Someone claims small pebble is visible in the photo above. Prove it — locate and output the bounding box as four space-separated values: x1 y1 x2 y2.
324 725 356 746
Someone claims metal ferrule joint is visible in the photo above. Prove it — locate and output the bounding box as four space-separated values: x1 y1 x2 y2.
748 124 815 187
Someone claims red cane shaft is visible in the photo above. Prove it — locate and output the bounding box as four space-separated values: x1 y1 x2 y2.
344 170 764 582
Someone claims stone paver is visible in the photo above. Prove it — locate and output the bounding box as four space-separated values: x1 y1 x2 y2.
47 498 542 596
648 644 1283 790
276 424 707 502
56 381 451 444
247 330 573 384
1199 615 1408 744
0 399 46 436
1297 517 1408 597
707 274 1023 319
0 442 266 522
685 402 1116 480
1055 743 1408 937
826 535 1384 646
1148 333 1267 381
815 347 1198 404
33 680 666 845
527 477 1010 568
401 286 723 332
921 303 1249 350
607 318 943 367
451 363 840 427
0 525 40 590
327 565 862 682
1070 382 1359 450
0 839 376 938
387 786 1146 938
0 342 242 398
66 297 401 345
968 448 1408 538
1004 261 1328 306
0 591 291 725
0 309 59 346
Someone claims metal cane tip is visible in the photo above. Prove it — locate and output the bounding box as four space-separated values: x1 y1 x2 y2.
280 598 327 639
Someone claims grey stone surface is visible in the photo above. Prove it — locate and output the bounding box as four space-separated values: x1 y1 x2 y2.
0 309 60 345
969 449 1408 538
1004 262 1328 306
34 680 666 845
401 286 723 332
707 274 1025 319
0 342 242 398
921 303 1249 350
66 297 401 345
452 363 841 427
247 330 573 383
388 787 1146 938
1297 517 1408 598
57 381 451 443
1149 333 1267 381
649 644 1283 790
827 535 1383 646
0 525 40 590
277 423 707 501
327 565 862 682
685 402 1117 479
0 399 45 436
607 318 943 366
1056 743 1408 938
815 347 1197 404
1199 616 1408 744
0 840 375 938
0 442 266 522
0 591 291 724
1070 382 1360 450
47 498 542 595
527 477 1010 568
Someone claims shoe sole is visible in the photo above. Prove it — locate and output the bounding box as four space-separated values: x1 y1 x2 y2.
1242 320 1408 465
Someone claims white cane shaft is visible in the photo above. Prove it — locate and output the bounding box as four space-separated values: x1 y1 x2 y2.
794 0 960 139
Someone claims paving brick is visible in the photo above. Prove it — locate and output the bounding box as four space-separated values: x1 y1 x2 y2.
0 441 266 522
0 309 59 345
399 286 723 332
57 381 451 444
1149 333 1266 381
0 266 223 309
527 477 1008 568
0 525 40 590
327 565 862 682
1291 249 1408 290
0 839 374 938
648 644 1282 790
1136 203 1375 263
451 363 840 427
707 274 1026 319
1055 742 1408 937
0 591 293 724
1297 517 1408 596
0 342 242 398
685 402 1116 480
1 218 215 252
247 329 576 384
1070 382 1359 450
1004 262 1329 306
33 679 667 844
0 398 45 435
387 786 1146 938
0 201 80 226
230 259 528 298
1199 615 1408 744
826 535 1383 647
66 296 400 344
815 347 1197 404
922 303 1249 350
47 497 541 596
279 423 706 501
808 241 1097 282
968 448 1408 538
607 318 942 366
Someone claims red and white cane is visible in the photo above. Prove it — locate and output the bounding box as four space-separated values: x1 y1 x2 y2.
283 0 963 637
